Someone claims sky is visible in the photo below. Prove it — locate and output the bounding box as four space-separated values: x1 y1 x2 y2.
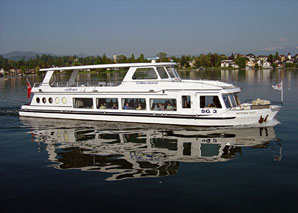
0 0 298 57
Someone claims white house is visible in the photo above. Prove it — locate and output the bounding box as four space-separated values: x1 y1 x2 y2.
262 61 272 69
221 60 239 68
0 68 5 76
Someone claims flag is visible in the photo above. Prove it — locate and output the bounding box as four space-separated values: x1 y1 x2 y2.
26 78 32 98
272 81 282 91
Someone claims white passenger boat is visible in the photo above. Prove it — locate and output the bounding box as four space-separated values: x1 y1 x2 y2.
19 62 281 127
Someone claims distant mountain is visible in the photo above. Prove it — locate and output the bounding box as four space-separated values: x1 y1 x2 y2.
0 51 55 61
255 46 298 56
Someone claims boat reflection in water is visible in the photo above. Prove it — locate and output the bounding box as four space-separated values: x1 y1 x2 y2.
21 118 281 181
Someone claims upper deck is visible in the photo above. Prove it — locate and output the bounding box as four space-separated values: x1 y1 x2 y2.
34 62 240 94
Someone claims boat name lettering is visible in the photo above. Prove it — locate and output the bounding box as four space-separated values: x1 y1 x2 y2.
201 109 217 114
136 82 158 84
64 88 78 91
236 111 256 115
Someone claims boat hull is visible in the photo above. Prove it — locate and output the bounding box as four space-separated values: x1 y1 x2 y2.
19 107 280 127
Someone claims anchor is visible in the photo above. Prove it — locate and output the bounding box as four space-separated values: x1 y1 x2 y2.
259 116 264 124
259 115 269 124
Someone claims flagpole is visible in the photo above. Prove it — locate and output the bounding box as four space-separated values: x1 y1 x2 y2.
281 81 283 104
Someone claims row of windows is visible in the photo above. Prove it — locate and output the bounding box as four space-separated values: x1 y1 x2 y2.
35 94 240 109
74 98 178 111
132 67 180 80
71 95 224 110
36 97 67 104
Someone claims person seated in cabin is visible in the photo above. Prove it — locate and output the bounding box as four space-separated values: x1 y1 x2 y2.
124 103 130 110
208 96 221 108
112 103 118 109
100 103 107 109
213 96 222 108
136 104 142 110
109 100 114 108
167 103 173 111
158 104 164 111
153 104 159 110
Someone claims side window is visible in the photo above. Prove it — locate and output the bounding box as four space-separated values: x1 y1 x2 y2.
200 96 222 108
96 98 118 109
150 99 177 111
166 67 176 78
234 93 241 106
222 95 231 108
132 68 158 80
182 96 191 108
122 98 146 110
73 98 93 108
166 67 179 79
228 94 237 107
156 67 169 79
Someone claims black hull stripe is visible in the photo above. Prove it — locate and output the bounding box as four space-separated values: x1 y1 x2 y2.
19 109 235 120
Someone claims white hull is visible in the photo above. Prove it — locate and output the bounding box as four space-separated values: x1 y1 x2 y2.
19 107 279 127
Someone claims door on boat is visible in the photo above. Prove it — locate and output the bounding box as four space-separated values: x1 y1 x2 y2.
195 93 224 116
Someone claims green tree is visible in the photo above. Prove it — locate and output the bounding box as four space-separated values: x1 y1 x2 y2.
138 53 145 62
157 52 167 62
235 56 246 68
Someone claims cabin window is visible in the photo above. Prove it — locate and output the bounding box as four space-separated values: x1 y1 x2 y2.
150 98 177 111
62 97 67 104
182 96 191 108
36 97 40 103
156 67 169 79
48 97 53 104
234 93 241 106
42 97 46 104
73 98 93 108
228 94 237 107
122 98 146 110
166 67 179 79
132 68 158 80
55 97 60 104
200 96 222 108
96 98 118 109
222 95 231 108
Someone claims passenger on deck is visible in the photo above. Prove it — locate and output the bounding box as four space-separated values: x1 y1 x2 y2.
136 104 142 110
158 104 164 110
167 103 173 110
100 103 107 109
112 103 118 109
124 103 130 110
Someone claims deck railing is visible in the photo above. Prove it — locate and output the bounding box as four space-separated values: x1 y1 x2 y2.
33 80 122 88
244 99 283 106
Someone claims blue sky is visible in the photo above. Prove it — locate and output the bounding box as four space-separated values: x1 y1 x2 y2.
0 0 298 56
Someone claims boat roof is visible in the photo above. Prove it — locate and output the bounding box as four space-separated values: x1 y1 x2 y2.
39 62 176 72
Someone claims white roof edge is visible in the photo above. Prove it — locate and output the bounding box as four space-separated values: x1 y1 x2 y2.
39 62 177 72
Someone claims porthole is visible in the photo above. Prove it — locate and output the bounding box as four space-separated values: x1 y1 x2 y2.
62 97 67 104
55 97 60 104
36 97 40 103
42 97 46 104
49 97 53 104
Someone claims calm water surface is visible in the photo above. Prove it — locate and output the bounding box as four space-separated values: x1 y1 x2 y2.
0 69 298 213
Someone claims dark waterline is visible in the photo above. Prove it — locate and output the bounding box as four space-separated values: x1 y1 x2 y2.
0 69 298 213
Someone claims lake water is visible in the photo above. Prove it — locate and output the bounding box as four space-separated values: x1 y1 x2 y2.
0 69 298 212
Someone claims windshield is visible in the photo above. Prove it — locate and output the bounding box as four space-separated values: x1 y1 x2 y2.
228 94 237 107
156 67 169 79
222 94 231 108
223 93 240 108
166 67 179 79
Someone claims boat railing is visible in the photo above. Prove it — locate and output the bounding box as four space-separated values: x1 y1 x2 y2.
34 80 122 88
242 99 283 110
